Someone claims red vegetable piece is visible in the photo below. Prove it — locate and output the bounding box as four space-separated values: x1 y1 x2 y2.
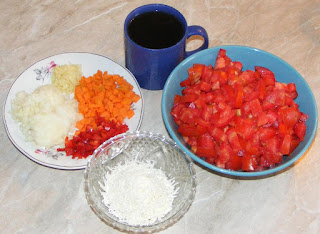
213 105 234 128
58 117 128 159
234 83 244 108
179 108 200 124
201 65 214 82
199 81 212 92
280 134 291 155
197 134 215 149
188 64 204 84
171 49 308 172
235 117 255 140
255 66 276 87
225 154 242 171
227 128 242 153
209 126 227 143
241 154 258 172
196 147 217 159
216 143 233 168
264 136 280 154
294 122 307 141
171 103 186 118
180 94 198 103
214 49 227 69
278 106 300 129
258 127 277 141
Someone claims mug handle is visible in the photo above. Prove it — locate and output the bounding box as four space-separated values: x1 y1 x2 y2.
185 25 209 58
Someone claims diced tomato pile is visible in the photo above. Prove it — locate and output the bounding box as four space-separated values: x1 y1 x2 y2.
58 115 128 159
171 49 308 172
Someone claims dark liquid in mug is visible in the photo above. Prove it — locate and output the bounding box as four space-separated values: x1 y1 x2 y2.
128 11 184 49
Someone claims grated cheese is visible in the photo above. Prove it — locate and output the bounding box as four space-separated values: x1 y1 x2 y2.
99 159 178 226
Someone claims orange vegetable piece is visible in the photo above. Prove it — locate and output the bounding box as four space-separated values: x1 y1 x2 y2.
74 70 141 132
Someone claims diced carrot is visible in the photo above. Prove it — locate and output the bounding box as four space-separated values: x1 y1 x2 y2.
74 70 140 132
127 109 135 119
132 94 141 102
114 103 122 109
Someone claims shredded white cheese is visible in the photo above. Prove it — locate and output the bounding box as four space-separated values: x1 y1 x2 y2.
99 160 178 226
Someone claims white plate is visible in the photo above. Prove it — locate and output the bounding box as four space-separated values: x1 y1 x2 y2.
3 52 144 170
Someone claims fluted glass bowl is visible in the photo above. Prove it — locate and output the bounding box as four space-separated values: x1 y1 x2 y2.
84 131 196 233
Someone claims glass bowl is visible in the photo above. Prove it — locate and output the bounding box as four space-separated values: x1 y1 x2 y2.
84 131 196 233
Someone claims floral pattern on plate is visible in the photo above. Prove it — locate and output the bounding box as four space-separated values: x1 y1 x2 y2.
34 61 56 82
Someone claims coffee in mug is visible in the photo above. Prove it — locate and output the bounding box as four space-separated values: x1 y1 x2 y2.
127 11 184 49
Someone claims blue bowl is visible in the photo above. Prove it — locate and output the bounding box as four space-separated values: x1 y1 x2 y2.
162 45 318 178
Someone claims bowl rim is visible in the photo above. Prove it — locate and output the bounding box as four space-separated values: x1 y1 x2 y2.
83 131 197 232
161 45 318 178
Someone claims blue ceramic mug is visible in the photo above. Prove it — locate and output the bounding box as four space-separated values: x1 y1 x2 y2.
124 4 209 90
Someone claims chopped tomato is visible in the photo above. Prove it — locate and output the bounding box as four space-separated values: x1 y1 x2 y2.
241 154 258 171
171 49 308 172
214 49 231 69
173 94 182 104
257 112 269 126
239 70 255 85
171 103 186 119
216 143 233 168
278 106 300 129
235 117 255 140
178 124 207 137
213 105 235 127
225 154 242 171
201 65 214 82
227 128 242 152
180 94 198 103
294 122 307 141
258 127 277 141
255 66 275 86
234 83 244 108
188 64 204 84
249 99 263 117
196 147 217 159
280 134 291 155
209 126 227 143
179 108 200 124
289 138 300 154
264 136 280 154
197 134 215 149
